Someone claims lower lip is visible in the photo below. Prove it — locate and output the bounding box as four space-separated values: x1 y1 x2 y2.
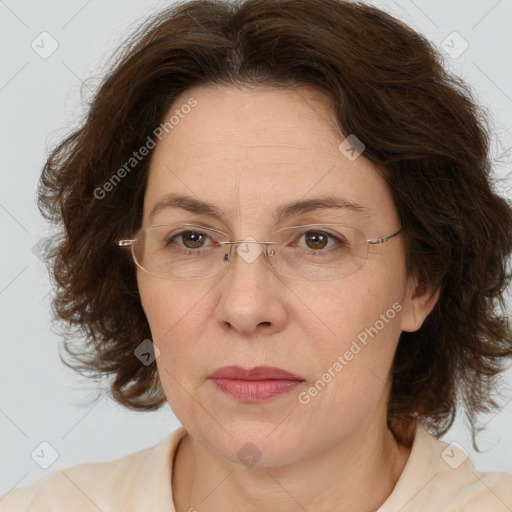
210 378 303 402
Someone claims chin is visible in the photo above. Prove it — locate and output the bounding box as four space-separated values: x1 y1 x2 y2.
201 420 309 468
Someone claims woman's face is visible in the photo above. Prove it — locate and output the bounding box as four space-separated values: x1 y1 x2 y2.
137 84 428 466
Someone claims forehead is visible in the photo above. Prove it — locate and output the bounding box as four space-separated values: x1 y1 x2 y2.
143 85 397 228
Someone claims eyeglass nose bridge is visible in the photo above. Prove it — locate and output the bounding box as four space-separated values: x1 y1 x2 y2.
218 239 279 268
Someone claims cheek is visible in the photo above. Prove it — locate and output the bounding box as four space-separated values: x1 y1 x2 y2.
297 293 402 433
137 274 205 339
137 275 214 375
303 275 396 346
303 275 404 392
138 278 210 416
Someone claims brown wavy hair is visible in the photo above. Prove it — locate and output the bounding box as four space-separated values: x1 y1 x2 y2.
37 0 512 448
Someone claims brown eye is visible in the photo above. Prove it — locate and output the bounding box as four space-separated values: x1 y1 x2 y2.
181 231 207 249
165 230 210 251
304 231 329 250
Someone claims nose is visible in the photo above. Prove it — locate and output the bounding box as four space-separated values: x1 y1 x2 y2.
214 240 287 337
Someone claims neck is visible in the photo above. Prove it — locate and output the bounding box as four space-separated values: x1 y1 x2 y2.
172 419 412 512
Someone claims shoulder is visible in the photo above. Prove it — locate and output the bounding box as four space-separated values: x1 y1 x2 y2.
381 423 512 512
0 426 187 512
426 432 512 511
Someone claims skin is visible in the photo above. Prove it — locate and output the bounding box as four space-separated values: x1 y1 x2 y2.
136 84 440 512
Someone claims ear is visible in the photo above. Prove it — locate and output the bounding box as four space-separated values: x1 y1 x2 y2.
400 273 441 332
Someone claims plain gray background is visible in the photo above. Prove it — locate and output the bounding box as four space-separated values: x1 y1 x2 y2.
1 0 511 495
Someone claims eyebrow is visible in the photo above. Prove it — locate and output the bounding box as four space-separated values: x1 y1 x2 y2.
149 193 372 224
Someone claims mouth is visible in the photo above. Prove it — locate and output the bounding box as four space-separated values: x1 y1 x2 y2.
208 365 305 403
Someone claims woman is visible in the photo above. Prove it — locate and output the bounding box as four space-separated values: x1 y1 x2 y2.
2 0 512 510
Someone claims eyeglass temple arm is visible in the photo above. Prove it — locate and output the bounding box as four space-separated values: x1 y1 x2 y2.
117 240 136 247
367 228 403 245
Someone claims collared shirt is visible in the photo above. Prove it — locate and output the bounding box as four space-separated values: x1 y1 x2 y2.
2 422 512 511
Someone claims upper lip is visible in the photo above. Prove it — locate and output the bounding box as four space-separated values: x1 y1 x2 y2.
209 365 304 381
